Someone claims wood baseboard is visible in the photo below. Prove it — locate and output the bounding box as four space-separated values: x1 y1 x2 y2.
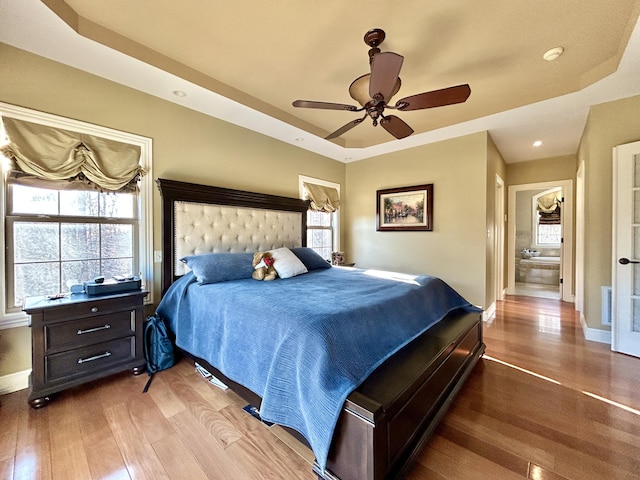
0 369 30 395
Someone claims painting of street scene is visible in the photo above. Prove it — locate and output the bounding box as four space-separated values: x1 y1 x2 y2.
377 184 433 231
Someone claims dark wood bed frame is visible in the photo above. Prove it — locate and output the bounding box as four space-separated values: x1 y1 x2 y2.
157 178 485 480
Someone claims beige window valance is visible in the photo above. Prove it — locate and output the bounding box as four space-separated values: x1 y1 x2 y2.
1 117 144 192
537 192 561 213
303 182 340 213
537 192 561 225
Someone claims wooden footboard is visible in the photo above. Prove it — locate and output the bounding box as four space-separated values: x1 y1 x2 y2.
316 309 484 480
183 309 483 480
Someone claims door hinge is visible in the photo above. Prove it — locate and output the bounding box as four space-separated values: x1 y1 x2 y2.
560 278 563 284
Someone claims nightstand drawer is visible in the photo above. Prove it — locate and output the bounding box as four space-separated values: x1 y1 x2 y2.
42 296 141 323
45 310 135 353
45 336 135 382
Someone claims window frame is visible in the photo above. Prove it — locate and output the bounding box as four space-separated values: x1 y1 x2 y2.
531 188 562 249
0 102 153 328
5 190 140 312
299 175 340 260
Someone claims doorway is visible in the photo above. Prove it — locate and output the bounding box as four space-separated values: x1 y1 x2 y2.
507 180 574 302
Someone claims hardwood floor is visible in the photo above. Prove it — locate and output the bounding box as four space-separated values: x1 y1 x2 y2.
1 295 639 479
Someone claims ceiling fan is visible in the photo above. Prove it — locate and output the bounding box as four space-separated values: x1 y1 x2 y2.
292 28 471 141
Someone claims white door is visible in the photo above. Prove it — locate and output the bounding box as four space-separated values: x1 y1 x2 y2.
612 140 640 357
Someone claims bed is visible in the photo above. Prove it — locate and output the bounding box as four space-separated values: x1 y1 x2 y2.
156 178 485 480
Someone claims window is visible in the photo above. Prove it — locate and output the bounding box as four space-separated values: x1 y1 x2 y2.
5 185 138 311
299 176 340 262
307 209 333 261
533 189 562 247
1 102 153 328
537 223 562 245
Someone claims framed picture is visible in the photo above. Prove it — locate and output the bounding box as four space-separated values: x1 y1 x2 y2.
376 184 433 231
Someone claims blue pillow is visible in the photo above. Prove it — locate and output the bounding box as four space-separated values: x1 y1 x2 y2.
180 252 255 284
290 247 331 271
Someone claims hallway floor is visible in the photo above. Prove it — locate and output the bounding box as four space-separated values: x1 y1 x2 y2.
515 281 561 299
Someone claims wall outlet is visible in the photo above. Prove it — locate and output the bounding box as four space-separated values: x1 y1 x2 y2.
154 250 162 263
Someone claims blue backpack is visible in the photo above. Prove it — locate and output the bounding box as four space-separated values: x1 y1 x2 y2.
142 314 175 392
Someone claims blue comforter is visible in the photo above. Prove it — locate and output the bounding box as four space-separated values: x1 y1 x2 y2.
156 267 477 471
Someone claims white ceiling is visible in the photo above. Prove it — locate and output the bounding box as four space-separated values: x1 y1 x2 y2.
1 0 640 164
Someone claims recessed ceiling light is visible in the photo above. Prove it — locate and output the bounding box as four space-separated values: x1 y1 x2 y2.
295 137 304 142
533 140 543 147
172 90 187 97
344 156 352 161
543 47 564 62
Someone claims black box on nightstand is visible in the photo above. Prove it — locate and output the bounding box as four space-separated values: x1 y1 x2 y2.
84 278 142 296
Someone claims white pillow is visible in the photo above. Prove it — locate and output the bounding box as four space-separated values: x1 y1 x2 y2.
269 247 308 279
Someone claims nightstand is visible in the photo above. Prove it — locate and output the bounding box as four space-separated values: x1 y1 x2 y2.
23 290 148 408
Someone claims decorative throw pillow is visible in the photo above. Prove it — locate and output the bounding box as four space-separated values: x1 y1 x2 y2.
290 247 331 271
269 247 308 278
180 252 255 284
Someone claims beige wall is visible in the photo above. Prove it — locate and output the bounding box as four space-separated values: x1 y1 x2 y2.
344 132 489 307
579 94 640 329
0 43 346 377
505 155 577 295
507 155 577 186
506 155 577 265
0 327 31 378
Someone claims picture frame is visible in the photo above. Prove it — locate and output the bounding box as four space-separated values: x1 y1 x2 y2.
376 184 433 231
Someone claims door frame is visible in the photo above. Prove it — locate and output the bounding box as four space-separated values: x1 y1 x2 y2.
575 162 585 312
495 174 505 301
507 180 574 302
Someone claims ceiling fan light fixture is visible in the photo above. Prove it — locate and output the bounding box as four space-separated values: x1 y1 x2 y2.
543 46 564 61
349 73 401 107
292 28 471 141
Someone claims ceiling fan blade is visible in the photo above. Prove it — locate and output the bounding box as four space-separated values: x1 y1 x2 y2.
396 84 471 111
369 52 404 102
293 100 360 111
380 115 414 139
325 115 367 140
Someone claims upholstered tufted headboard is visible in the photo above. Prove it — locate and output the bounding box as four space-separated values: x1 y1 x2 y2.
156 179 309 294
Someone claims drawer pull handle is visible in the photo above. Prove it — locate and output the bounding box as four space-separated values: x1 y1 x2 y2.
90 307 99 313
77 351 111 364
77 324 111 335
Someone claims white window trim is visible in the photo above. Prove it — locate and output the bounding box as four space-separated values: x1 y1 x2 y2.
298 175 340 252
531 188 562 249
0 102 153 329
